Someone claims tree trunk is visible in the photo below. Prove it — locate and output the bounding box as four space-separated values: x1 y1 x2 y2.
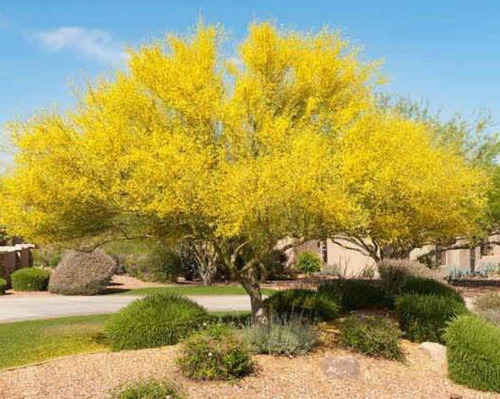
240 275 265 322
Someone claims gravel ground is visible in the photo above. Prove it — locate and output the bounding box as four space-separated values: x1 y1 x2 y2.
0 342 496 399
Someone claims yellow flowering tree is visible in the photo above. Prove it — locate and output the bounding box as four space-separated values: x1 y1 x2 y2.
0 22 487 315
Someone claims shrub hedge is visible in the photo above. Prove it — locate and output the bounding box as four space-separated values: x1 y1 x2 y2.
339 315 404 360
445 315 500 393
177 325 254 380
400 277 464 304
244 316 317 356
396 294 467 343
49 250 116 295
378 259 435 295
318 279 390 312
110 378 185 399
263 289 340 322
106 292 208 351
0 278 6 294
11 268 51 291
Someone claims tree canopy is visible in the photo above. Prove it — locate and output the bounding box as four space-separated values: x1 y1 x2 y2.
0 22 488 314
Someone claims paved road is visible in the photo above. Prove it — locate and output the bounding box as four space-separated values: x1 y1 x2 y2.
0 295 252 323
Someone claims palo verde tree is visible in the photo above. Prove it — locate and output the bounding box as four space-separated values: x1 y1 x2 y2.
368 95 499 259
0 22 487 316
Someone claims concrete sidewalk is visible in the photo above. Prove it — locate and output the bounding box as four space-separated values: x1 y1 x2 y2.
0 295 252 323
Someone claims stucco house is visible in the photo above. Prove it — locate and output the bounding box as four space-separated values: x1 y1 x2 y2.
0 244 34 286
289 235 500 276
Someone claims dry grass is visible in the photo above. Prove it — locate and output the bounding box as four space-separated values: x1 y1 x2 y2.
0 341 496 399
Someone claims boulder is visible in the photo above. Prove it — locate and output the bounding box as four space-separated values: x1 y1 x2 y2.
320 355 360 379
419 342 447 365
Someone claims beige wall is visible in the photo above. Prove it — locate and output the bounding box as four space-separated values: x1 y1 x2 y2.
292 239 375 277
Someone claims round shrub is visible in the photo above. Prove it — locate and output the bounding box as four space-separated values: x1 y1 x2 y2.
400 277 464 304
110 378 185 399
339 315 404 360
11 267 51 291
177 325 254 380
123 245 184 283
296 251 322 274
396 294 467 343
0 278 6 294
318 279 390 312
106 292 209 351
263 289 340 322
48 250 116 295
445 315 500 393
244 316 317 356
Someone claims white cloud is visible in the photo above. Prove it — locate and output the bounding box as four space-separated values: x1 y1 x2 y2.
31 27 128 66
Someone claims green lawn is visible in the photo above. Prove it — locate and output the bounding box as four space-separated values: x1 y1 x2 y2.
0 310 253 370
121 285 276 296
0 314 110 370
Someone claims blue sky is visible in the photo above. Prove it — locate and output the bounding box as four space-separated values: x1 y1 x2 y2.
1 0 499 163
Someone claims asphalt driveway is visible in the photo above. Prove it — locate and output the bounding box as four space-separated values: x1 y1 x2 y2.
0 295 252 323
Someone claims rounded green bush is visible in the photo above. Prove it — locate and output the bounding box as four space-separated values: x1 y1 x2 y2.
11 267 51 291
296 251 322 274
105 292 209 351
396 294 467 343
263 289 340 322
123 245 185 283
400 277 464 304
318 279 391 312
339 315 404 360
445 315 500 393
110 378 184 399
0 278 6 295
177 325 254 380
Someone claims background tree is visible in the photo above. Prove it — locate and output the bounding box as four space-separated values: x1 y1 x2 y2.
374 95 500 256
0 22 487 316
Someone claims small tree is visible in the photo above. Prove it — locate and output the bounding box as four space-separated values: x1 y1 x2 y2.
0 22 486 318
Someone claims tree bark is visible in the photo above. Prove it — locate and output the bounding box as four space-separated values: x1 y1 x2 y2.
240 275 265 322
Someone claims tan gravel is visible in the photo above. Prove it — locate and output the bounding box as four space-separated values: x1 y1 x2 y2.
0 341 497 399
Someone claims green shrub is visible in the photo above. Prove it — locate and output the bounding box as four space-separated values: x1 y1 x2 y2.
339 315 404 360
49 253 62 268
48 250 116 295
263 289 340 322
106 292 208 351
401 277 464 304
0 278 6 294
111 378 184 399
11 268 51 291
396 294 467 343
244 316 317 356
124 245 184 283
177 325 253 380
296 251 322 274
474 293 500 311
378 259 435 295
445 315 500 393
318 279 390 312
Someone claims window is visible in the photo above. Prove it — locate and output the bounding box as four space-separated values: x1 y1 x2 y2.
318 240 328 264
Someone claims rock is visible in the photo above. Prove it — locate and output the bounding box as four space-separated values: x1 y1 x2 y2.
320 355 361 379
419 342 447 364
